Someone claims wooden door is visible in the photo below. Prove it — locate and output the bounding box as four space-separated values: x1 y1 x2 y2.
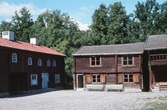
42 73 49 89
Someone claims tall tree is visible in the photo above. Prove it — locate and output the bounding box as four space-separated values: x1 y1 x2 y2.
90 4 108 45
11 7 34 42
134 0 160 41
107 2 129 44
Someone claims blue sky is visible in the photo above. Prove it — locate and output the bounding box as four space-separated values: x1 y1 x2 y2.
0 0 165 30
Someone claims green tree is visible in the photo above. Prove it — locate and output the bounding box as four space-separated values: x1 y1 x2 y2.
90 4 108 45
107 2 129 44
134 0 160 41
11 7 34 42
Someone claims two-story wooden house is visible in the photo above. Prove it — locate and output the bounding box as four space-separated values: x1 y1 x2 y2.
72 42 144 91
0 31 65 96
144 35 167 89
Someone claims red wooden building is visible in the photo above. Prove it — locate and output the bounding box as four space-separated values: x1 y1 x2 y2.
0 31 65 96
144 35 167 90
72 42 144 91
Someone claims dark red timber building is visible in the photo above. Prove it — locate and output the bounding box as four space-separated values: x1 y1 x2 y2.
0 31 65 96
72 42 144 91
144 35 167 91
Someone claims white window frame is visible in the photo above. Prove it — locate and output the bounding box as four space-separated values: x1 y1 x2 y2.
47 59 50 66
55 74 60 84
52 60 56 67
28 57 32 65
12 53 17 63
38 59 42 66
31 74 38 86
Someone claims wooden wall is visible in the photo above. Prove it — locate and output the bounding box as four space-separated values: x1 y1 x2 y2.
0 46 65 93
74 54 142 74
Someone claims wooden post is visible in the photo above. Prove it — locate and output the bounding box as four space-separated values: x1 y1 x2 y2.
142 51 150 92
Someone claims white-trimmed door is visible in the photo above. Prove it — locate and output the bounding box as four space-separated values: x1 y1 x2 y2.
42 73 49 89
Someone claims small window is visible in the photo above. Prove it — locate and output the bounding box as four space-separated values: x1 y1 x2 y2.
47 59 50 66
55 74 60 83
12 53 17 63
52 60 56 67
92 74 100 83
31 74 38 85
124 74 133 82
90 56 101 66
28 57 32 65
38 59 42 66
123 56 133 65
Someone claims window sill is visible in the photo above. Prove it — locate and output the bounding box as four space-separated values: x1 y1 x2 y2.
122 65 135 67
90 65 101 67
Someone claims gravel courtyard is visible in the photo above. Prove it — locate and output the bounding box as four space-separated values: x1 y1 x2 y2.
0 89 167 110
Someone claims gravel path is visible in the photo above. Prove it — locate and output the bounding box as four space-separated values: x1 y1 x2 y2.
0 89 167 110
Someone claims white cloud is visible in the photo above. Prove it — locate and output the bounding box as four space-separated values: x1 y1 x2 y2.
0 2 47 21
76 21 89 31
80 6 89 11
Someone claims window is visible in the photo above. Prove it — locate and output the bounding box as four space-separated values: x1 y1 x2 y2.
38 59 42 66
90 56 101 66
31 74 38 85
150 54 167 61
124 74 133 82
55 74 60 83
12 53 17 63
92 74 100 83
123 56 133 65
47 59 50 66
52 60 56 67
28 57 32 65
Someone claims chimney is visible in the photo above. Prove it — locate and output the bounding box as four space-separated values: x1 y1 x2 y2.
2 31 14 41
30 37 38 45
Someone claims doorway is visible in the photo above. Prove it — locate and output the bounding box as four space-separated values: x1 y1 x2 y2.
77 75 83 88
42 73 49 89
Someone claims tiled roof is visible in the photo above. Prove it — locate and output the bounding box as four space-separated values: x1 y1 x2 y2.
73 42 144 56
144 35 167 50
0 38 65 56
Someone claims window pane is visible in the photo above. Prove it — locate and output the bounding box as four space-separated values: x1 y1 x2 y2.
123 61 127 65
129 56 132 60
97 79 100 82
129 61 132 65
154 56 156 60
157 56 160 60
96 61 100 65
129 74 133 78
91 61 95 65
124 74 128 78
124 79 128 82
96 56 100 60
92 57 95 60
97 75 100 78
123 56 127 60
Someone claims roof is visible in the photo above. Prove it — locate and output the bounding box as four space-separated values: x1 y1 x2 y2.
0 38 65 56
73 42 144 56
144 35 167 50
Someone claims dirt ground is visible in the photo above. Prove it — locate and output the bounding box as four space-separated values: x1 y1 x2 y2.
0 88 167 110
